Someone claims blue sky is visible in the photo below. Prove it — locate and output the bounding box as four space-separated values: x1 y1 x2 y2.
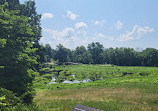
20 0 158 49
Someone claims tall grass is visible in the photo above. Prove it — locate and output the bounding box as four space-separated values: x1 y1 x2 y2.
34 83 158 111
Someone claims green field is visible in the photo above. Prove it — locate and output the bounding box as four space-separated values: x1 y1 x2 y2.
34 64 158 111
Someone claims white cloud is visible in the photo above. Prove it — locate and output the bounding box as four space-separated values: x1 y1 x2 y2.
41 13 54 19
42 27 79 48
75 22 87 29
95 33 114 41
41 27 115 49
137 26 154 39
60 27 76 38
118 25 154 41
94 20 105 26
44 27 75 39
67 10 79 20
42 26 93 49
77 31 87 36
115 20 123 30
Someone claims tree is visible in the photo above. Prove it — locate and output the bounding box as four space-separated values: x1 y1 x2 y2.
113 48 136 66
88 42 104 64
54 44 71 63
19 0 42 43
142 48 158 66
104 48 115 64
74 46 91 64
45 44 54 62
0 0 20 10
19 0 43 70
0 2 38 103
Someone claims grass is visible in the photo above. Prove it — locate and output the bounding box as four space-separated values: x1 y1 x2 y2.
34 83 158 111
33 64 158 111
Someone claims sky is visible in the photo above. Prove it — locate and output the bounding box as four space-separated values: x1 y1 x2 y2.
19 0 158 49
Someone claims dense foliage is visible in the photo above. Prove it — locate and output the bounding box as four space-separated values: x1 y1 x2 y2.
42 42 158 66
0 87 39 111
0 87 22 110
0 0 41 105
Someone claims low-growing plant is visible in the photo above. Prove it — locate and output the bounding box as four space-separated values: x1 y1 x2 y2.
0 87 41 111
0 96 7 109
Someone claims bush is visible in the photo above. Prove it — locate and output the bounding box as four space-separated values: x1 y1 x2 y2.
0 87 22 110
0 87 40 111
0 96 7 109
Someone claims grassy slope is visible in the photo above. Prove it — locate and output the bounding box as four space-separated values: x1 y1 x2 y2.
34 65 158 111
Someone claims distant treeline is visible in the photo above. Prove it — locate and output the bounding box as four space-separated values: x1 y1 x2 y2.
41 42 158 66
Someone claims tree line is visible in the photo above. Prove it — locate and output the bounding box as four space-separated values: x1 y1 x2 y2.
42 43 158 67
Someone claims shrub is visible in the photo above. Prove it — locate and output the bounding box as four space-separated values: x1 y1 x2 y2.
0 87 21 110
0 87 40 111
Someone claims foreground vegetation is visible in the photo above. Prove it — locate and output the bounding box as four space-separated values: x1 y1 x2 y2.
35 84 158 111
33 64 158 111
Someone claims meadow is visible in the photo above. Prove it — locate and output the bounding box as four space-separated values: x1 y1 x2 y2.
34 64 158 111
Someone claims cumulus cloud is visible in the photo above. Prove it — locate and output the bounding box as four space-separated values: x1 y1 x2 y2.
67 10 79 20
41 13 54 19
115 20 123 30
60 27 75 38
44 27 75 39
41 26 116 49
96 33 114 41
42 27 79 48
75 22 87 29
94 20 105 26
77 31 87 36
42 26 93 49
118 25 154 41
